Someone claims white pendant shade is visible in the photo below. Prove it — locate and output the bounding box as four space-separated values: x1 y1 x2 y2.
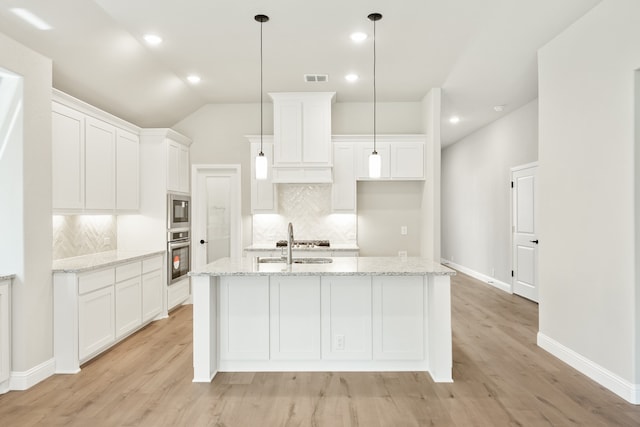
255 153 268 180
369 152 381 178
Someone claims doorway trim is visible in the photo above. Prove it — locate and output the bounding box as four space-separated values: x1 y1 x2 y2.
192 164 242 269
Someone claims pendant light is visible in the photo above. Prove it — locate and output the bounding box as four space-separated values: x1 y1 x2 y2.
255 14 269 180
368 13 382 179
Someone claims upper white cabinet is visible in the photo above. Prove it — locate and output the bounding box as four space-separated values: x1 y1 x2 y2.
52 90 140 213
167 139 190 194
248 136 277 213
269 92 335 183
331 142 356 212
353 135 425 181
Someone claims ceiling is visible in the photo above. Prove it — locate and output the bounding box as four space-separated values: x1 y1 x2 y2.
0 0 600 146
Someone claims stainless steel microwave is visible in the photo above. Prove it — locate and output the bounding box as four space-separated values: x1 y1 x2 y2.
167 193 190 230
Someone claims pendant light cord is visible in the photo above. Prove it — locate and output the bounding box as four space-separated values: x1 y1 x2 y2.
259 18 264 155
373 17 377 155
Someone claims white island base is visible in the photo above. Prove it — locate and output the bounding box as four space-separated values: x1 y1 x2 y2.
191 257 454 384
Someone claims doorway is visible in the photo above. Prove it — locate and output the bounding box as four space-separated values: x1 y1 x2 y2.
192 165 242 270
511 162 539 302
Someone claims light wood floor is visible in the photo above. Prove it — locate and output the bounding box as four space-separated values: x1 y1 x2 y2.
2 272 640 426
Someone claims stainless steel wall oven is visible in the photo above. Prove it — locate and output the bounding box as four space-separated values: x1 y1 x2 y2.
168 229 190 285
167 193 190 230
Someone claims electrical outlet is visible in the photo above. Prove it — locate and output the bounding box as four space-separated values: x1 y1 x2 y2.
491 267 495 277
400 226 408 235
335 334 345 351
103 237 111 246
398 250 407 258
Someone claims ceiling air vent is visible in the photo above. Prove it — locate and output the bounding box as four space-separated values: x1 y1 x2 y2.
304 74 329 83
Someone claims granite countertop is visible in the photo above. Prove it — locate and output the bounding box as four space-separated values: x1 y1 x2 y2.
0 274 15 281
190 256 455 277
245 243 360 252
52 249 166 273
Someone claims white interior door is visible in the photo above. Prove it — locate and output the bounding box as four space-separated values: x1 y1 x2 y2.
193 165 242 269
512 163 539 302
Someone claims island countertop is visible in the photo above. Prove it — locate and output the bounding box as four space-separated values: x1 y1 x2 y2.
189 256 455 277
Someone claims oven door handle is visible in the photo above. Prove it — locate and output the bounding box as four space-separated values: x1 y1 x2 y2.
169 241 191 250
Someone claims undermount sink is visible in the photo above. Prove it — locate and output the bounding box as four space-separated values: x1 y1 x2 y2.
256 257 333 264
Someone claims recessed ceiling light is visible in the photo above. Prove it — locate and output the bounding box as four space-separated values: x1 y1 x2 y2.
143 34 162 45
449 116 460 124
345 74 359 82
494 105 505 112
350 32 367 42
187 75 201 84
10 8 52 30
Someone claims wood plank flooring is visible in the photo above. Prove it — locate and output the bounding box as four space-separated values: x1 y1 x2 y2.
2 272 640 426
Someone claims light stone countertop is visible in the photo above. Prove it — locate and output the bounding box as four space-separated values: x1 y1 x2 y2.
52 249 166 273
190 256 455 277
244 243 359 252
0 274 15 281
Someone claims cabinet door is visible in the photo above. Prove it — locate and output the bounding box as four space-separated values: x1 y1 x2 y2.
250 142 277 213
270 277 320 360
0 282 9 384
302 99 331 164
391 143 424 179
356 142 391 179
167 141 180 192
85 117 116 210
142 269 163 322
79 286 115 361
116 129 139 211
372 276 424 360
273 99 302 165
331 143 356 212
52 102 85 210
220 277 269 360
321 276 371 360
115 277 142 338
178 144 190 193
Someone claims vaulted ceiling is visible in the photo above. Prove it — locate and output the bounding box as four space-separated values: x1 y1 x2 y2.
0 0 600 145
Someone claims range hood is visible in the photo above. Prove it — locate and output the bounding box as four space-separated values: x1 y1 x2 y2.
269 92 335 183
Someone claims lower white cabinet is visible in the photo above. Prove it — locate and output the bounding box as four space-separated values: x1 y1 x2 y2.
79 285 115 361
54 253 165 373
270 277 320 360
220 276 269 360
167 278 190 311
372 276 424 360
0 279 11 392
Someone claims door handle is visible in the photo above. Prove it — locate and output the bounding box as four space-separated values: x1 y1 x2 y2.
200 239 207 245
530 239 539 244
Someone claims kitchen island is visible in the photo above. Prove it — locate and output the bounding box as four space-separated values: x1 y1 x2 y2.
190 257 455 384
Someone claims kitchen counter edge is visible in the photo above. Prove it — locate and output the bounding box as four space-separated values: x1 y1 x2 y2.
0 274 15 281
52 250 166 274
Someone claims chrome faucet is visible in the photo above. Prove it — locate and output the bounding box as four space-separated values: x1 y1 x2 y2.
287 222 294 264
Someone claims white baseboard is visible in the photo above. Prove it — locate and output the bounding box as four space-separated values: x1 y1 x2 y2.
10 357 55 391
537 332 640 404
440 258 512 294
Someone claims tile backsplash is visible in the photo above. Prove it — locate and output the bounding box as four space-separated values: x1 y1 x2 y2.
53 215 117 260
252 184 357 244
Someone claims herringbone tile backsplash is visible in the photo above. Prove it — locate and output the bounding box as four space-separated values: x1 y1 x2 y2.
252 184 357 244
53 215 117 260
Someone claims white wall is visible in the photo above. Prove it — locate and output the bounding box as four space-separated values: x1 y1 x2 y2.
441 100 538 284
174 101 426 253
538 0 640 400
0 32 53 377
421 88 442 260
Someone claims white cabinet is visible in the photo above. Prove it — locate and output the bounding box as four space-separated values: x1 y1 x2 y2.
79 284 115 361
331 143 357 212
85 117 116 210
356 142 391 179
372 276 424 360
115 262 142 339
142 256 163 322
52 102 85 210
321 276 372 360
249 138 277 213
0 279 11 392
52 90 140 213
54 253 165 372
167 279 190 311
270 92 335 183
219 277 269 360
116 129 140 211
167 140 190 194
390 143 424 179
270 277 321 360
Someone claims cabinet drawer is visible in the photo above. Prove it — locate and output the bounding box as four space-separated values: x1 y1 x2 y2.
79 268 114 295
116 262 141 282
142 255 163 274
